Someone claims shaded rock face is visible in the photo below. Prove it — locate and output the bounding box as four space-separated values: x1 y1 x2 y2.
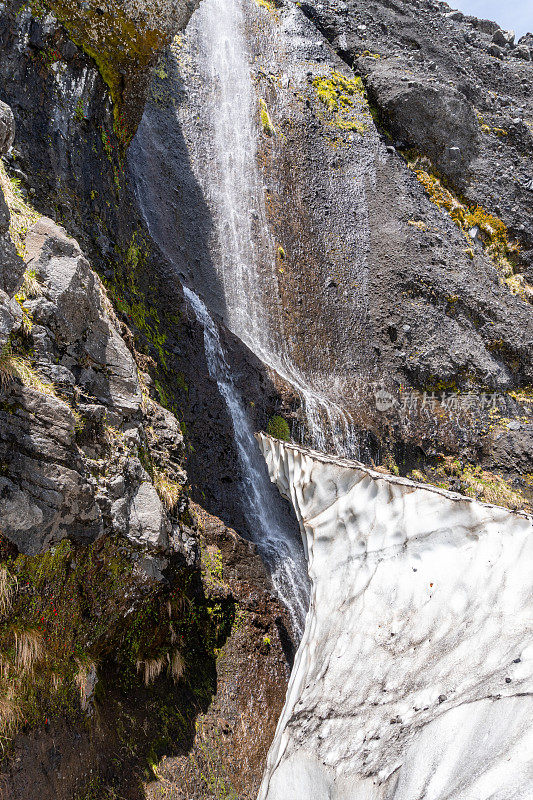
256 435 533 800
135 0 532 504
144 504 293 800
0 99 25 347
0 215 188 556
0 503 291 800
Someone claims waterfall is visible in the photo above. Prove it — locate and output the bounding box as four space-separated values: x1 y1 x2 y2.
180 0 360 459
183 286 309 636
130 0 363 460
128 0 360 629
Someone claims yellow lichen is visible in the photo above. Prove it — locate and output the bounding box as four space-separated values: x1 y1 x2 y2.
409 160 530 301
313 72 370 133
259 99 275 136
254 0 279 16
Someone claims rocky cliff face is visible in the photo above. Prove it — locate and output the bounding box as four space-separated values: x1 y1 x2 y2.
0 2 293 797
0 0 531 797
131 0 532 513
256 434 532 800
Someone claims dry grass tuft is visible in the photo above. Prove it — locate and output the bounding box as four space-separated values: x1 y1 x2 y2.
153 469 182 513
75 659 97 711
0 342 57 396
168 649 185 683
18 267 43 300
0 693 21 745
136 656 165 686
50 671 62 694
0 566 17 617
14 628 44 673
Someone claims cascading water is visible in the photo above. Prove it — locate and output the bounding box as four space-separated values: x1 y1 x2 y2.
130 0 363 460
128 0 367 630
183 286 309 636
179 0 361 458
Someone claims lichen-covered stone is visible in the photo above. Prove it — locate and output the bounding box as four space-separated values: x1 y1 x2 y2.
40 0 201 139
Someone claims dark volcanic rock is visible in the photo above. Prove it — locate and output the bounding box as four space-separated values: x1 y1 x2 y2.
364 62 481 184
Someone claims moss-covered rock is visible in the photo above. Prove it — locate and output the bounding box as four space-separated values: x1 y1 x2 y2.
38 0 200 142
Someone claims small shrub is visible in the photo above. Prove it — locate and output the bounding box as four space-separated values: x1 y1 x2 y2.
267 415 291 441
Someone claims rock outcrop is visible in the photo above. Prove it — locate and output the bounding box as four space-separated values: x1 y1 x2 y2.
135 0 533 512
35 0 201 139
0 210 188 557
256 434 532 800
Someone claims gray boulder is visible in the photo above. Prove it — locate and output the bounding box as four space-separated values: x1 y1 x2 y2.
0 387 103 554
492 28 515 47
26 218 142 415
127 480 170 549
363 62 480 184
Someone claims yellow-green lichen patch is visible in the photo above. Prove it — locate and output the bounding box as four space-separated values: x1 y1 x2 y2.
254 0 279 17
408 158 532 302
408 457 528 512
259 99 275 136
312 71 370 133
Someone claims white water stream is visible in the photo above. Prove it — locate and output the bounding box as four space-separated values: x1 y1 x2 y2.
176 0 360 458
130 0 358 630
183 287 309 635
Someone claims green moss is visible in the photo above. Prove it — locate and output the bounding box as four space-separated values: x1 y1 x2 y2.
313 71 370 133
267 415 291 441
37 0 170 144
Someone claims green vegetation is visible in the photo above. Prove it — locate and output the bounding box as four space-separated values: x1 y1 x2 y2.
313 71 370 133
259 98 275 136
0 161 41 257
254 0 279 14
267 414 291 441
0 533 235 771
409 457 527 511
